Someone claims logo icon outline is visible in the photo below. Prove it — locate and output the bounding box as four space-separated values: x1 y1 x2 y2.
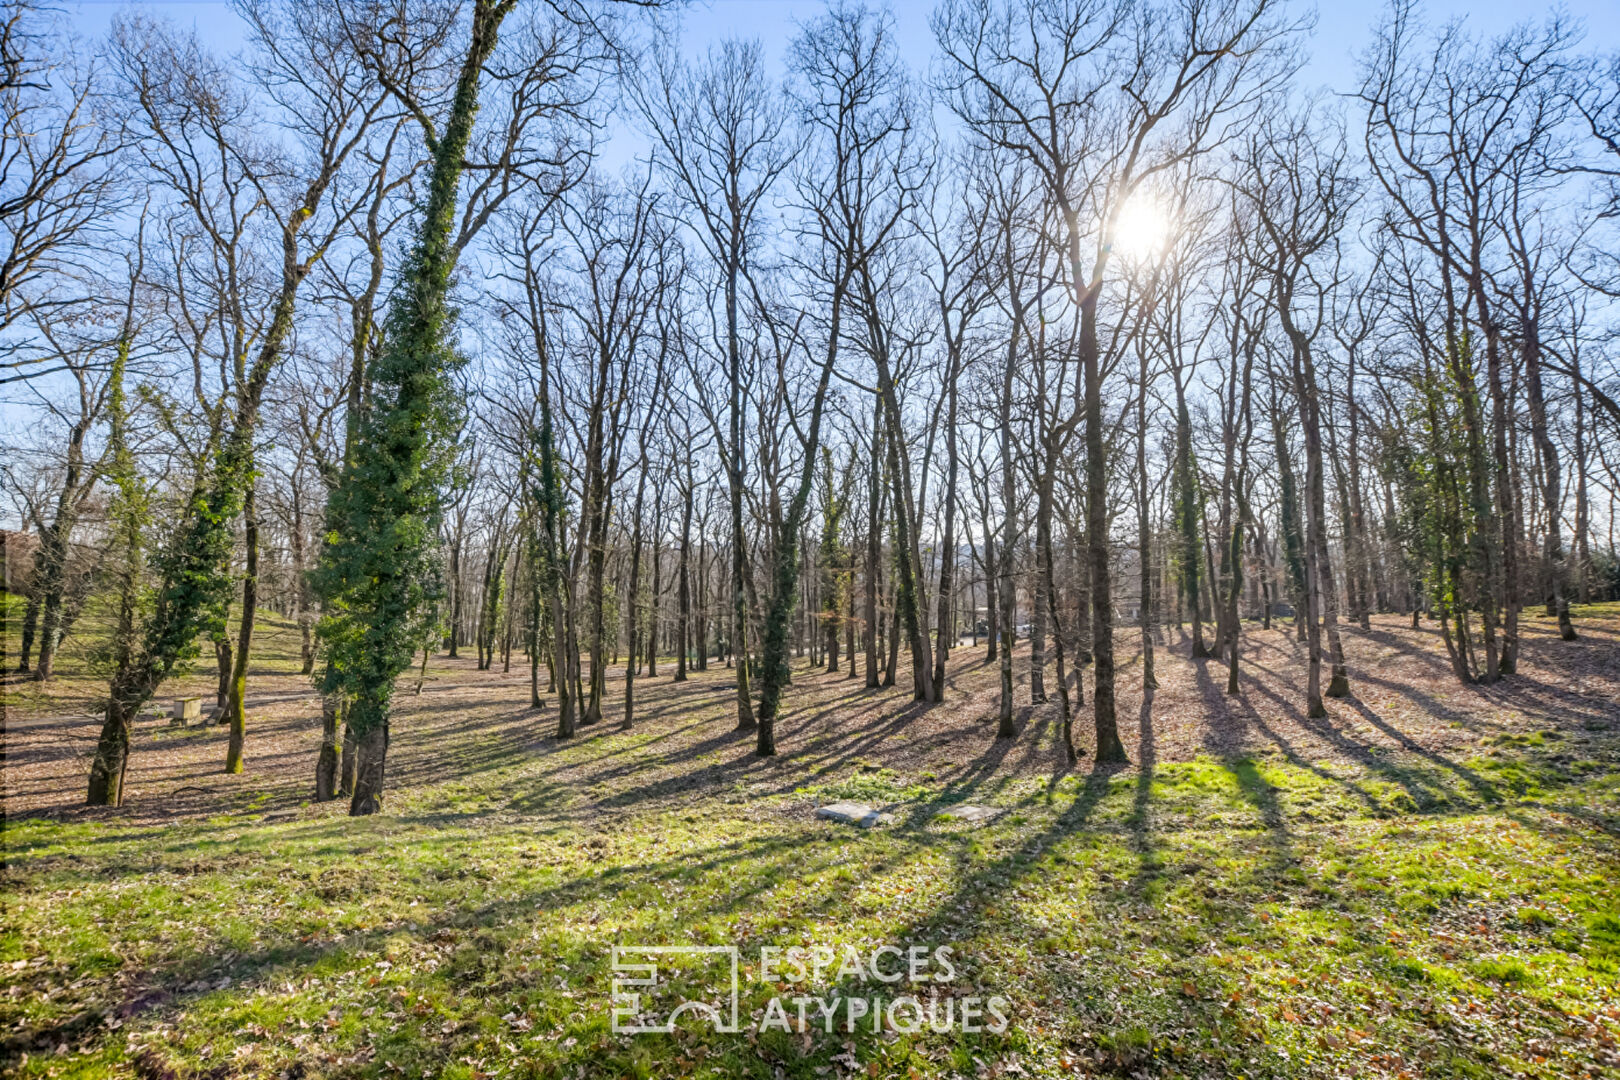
610 945 741 1034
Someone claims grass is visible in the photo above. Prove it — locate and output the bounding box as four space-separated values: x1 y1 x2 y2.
1 592 314 720
3 601 1619 1078
4 745 1618 1078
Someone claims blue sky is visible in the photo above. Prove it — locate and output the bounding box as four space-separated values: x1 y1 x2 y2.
64 0 1620 96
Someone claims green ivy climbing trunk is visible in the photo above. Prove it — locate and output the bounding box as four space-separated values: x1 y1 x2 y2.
314 0 515 816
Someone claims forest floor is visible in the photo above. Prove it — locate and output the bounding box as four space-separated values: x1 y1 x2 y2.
3 599 1619 1079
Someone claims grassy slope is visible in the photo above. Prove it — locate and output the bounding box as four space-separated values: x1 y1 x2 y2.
1 590 314 721
2 610 1619 1079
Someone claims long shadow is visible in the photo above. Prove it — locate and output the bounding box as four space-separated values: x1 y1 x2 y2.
1354 626 1460 678
885 707 1055 829
3 820 854 1064
1504 674 1619 731
1240 667 1468 811
1126 687 1159 895
1213 676 1387 817
1191 661 1296 874
1341 692 1502 806
892 759 1129 948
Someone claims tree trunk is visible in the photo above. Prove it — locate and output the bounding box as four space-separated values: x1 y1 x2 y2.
348 722 388 816
624 473 646 727
871 362 935 702
696 532 709 672
1344 353 1373 630
1137 339 1157 692
844 549 857 679
15 575 41 673
1524 326 1575 640
86 697 136 807
1572 350 1591 604
864 399 882 690
676 478 692 681
1078 289 1125 763
224 482 258 773
339 721 357 796
446 534 463 658
291 479 316 675
725 251 754 731
214 634 233 713
1480 310 1520 674
31 532 70 681
315 694 342 801
1173 383 1211 658
996 295 1019 739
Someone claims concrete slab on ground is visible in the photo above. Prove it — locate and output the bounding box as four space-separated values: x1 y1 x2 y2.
815 801 891 828
937 804 1002 824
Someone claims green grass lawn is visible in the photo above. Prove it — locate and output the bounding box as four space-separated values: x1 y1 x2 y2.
4 737 1617 1079
5 602 1619 1078
2 589 319 720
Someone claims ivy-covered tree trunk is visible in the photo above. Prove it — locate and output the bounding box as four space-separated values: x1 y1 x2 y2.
85 338 145 805
340 724 358 797
524 509 545 708
314 0 515 816
223 482 259 773
1272 413 1307 638
86 266 296 804
30 465 86 682
1449 328 1502 683
753 294 841 756
29 534 65 681
1174 387 1211 659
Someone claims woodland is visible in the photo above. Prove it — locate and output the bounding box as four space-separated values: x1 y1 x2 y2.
2 0 1620 1077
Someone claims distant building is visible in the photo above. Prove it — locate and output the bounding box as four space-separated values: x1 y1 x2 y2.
1 530 38 594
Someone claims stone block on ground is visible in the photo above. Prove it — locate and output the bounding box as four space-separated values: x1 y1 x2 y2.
937 804 1002 824
171 697 203 727
815 801 890 828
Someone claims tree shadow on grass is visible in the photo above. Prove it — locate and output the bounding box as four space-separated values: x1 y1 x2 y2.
1339 690 1502 806
1240 663 1476 812
1127 687 1160 894
3 819 864 1066
1184 660 1298 877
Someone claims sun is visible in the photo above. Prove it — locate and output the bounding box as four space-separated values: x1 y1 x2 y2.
1109 194 1172 259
